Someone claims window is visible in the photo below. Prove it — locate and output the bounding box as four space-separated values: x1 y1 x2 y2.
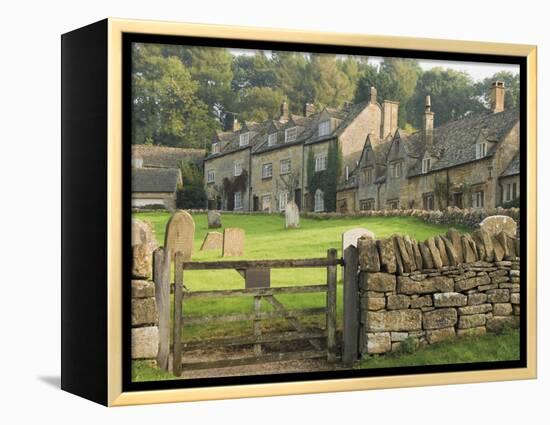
388 200 399 210
261 194 271 212
453 192 463 208
262 163 273 179
476 142 487 159
390 162 402 179
472 191 484 208
280 158 291 175
315 154 327 172
285 127 297 143
362 168 373 185
512 182 518 199
423 193 435 211
268 133 277 146
239 132 250 147
314 189 324 212
318 120 330 137
360 199 375 211
279 191 289 211
422 158 431 174
234 161 242 176
206 169 215 183
212 143 220 154
504 183 518 202
234 192 243 210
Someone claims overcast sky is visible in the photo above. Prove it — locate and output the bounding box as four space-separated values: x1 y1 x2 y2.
229 48 519 82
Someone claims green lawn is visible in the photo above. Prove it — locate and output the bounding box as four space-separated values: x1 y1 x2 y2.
134 212 470 341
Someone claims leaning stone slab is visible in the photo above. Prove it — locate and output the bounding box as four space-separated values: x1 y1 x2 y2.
491 235 506 262
200 231 223 251
426 327 456 344
447 228 464 263
433 292 467 307
411 240 424 270
435 236 450 266
377 238 397 273
462 235 477 263
480 215 517 237
423 308 458 330
496 231 517 258
131 326 159 359
441 236 459 266
358 236 380 272
472 229 494 262
426 237 443 269
403 235 417 272
419 241 434 269
366 310 422 332
164 210 195 261
222 227 245 257
207 210 222 228
394 235 413 273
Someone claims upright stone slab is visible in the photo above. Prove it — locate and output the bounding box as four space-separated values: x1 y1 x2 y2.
447 228 464 263
480 215 517 237
207 210 222 229
132 243 152 279
164 210 195 260
132 218 159 254
357 235 380 272
377 238 397 273
223 227 245 257
342 228 374 253
200 231 223 251
285 201 300 228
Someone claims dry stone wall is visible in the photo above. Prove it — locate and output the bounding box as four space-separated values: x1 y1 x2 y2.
357 228 521 355
131 278 159 360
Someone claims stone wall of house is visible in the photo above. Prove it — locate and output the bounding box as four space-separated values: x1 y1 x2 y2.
357 228 520 355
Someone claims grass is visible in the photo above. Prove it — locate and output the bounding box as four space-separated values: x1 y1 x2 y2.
357 329 520 369
131 329 521 381
133 212 470 341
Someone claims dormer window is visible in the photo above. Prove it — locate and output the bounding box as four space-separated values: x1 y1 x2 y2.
390 162 402 179
476 141 488 159
422 157 431 174
239 132 250 147
234 161 243 176
318 120 330 137
285 127 297 143
268 133 277 146
212 143 220 154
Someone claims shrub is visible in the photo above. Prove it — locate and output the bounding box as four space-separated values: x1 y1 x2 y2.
502 197 520 209
399 337 418 354
177 186 207 209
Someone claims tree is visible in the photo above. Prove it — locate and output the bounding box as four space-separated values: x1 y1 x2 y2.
231 52 278 91
476 71 520 110
408 67 484 129
132 44 218 147
272 52 314 114
310 54 354 108
236 87 285 122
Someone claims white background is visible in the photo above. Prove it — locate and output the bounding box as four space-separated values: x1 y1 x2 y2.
0 0 546 423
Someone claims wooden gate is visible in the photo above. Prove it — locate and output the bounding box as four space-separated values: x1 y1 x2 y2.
170 249 342 376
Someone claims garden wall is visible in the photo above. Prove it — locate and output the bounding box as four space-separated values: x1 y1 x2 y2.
357 228 520 355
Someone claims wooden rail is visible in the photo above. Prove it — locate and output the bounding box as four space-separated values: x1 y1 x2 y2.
181 257 343 270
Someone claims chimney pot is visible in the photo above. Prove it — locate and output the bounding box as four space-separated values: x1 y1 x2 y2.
280 101 289 122
423 95 435 148
303 102 315 117
370 86 377 104
490 81 505 113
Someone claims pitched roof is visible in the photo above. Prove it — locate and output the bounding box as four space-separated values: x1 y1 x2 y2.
131 145 205 168
132 168 180 193
407 108 519 177
501 153 520 177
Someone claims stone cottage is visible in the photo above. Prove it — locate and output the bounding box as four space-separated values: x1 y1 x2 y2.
338 81 520 211
204 89 399 212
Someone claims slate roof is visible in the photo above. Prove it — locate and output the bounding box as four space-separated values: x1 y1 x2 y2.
407 108 519 177
132 168 180 193
132 145 205 168
501 153 520 177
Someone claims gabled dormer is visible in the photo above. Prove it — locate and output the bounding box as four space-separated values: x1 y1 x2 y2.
284 117 298 143
239 123 251 147
474 129 497 160
265 121 280 147
421 150 432 174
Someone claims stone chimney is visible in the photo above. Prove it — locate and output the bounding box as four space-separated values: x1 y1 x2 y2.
369 86 378 104
223 112 239 132
424 95 434 148
280 100 289 122
490 81 505 113
303 103 315 117
382 100 399 139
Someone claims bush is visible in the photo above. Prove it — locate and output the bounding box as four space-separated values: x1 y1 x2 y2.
502 197 520 209
399 337 418 355
177 186 207 209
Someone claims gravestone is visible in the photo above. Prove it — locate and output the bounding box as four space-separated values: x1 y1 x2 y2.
207 210 222 229
245 268 271 288
342 228 375 254
164 210 195 260
222 228 245 257
285 201 300 228
479 215 517 237
132 218 159 253
200 231 223 251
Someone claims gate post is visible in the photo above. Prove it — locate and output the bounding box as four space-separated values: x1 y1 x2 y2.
326 248 338 363
153 247 171 371
342 245 360 366
172 252 184 376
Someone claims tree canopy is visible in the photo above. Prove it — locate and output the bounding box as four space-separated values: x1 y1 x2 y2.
132 43 520 148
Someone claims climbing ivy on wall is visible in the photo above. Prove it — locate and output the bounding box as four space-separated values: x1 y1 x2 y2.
306 140 342 212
